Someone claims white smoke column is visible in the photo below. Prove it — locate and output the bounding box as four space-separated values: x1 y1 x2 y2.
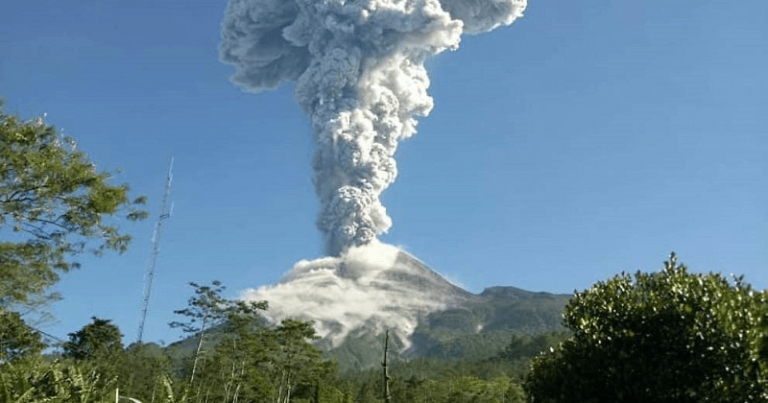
221 0 527 255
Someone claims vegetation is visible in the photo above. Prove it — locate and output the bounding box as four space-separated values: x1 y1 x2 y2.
119 342 173 402
0 308 45 361
525 253 768 403
4 252 767 402
63 317 124 362
0 105 145 401
0 106 147 308
0 357 116 403
169 280 269 385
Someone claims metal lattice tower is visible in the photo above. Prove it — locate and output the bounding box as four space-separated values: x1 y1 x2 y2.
136 158 174 344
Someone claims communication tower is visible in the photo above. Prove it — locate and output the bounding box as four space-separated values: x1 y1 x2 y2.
136 158 174 343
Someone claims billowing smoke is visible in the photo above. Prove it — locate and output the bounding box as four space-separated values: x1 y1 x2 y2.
240 241 468 348
221 0 527 256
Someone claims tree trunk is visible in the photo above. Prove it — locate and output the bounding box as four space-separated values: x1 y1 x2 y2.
190 315 208 384
275 370 286 403
382 330 392 403
284 372 293 403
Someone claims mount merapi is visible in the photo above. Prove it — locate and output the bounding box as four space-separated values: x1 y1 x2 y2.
228 242 570 369
167 243 570 370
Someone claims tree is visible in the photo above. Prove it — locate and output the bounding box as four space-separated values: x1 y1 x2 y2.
61 317 126 396
382 330 392 403
0 308 45 362
192 314 275 403
269 319 324 403
498 332 569 365
118 342 173 403
0 106 147 307
169 280 267 385
191 313 340 403
525 253 768 403
0 358 116 403
63 317 124 362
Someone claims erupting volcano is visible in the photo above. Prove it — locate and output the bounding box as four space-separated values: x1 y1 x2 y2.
220 0 532 351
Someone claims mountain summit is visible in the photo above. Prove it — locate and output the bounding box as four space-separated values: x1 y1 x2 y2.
242 242 570 368
241 242 473 350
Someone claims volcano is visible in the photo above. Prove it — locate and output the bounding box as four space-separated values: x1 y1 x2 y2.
241 242 570 369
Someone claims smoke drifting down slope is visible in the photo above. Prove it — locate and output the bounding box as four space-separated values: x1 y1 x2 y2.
240 241 471 348
221 0 527 255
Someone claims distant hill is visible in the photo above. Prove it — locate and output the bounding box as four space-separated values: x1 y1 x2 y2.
322 286 570 370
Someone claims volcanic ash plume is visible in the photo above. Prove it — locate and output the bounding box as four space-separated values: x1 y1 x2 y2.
221 0 527 255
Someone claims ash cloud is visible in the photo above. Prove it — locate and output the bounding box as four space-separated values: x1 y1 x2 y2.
221 0 527 256
240 241 462 348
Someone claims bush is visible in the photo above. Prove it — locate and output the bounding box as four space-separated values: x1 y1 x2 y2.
525 253 768 403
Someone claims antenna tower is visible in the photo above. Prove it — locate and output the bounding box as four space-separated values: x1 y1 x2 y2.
137 158 174 343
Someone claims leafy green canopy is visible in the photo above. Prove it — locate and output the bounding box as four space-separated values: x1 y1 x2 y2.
0 107 147 306
61 317 126 396
168 281 339 403
63 317 124 362
0 358 115 403
0 308 45 362
526 253 768 403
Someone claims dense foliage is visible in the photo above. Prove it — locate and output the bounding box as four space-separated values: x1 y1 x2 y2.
0 357 116 403
526 253 768 403
0 308 45 361
63 317 124 362
170 280 269 386
0 107 146 307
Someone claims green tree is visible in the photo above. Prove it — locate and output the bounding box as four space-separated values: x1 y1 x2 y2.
439 376 524 403
62 316 125 392
118 342 173 403
169 280 267 387
0 106 147 307
0 357 115 403
170 280 231 385
270 319 324 403
525 253 768 403
497 332 569 369
0 308 45 362
184 295 273 403
63 317 124 362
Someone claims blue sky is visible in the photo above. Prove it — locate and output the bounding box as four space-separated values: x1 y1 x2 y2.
1 0 765 346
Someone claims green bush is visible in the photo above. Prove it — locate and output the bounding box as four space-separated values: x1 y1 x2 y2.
0 358 114 403
525 253 768 403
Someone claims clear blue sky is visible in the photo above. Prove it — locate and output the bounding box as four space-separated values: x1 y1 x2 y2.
1 0 765 346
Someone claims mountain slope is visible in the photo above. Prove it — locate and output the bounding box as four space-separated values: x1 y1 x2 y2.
235 242 570 369
240 242 474 350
